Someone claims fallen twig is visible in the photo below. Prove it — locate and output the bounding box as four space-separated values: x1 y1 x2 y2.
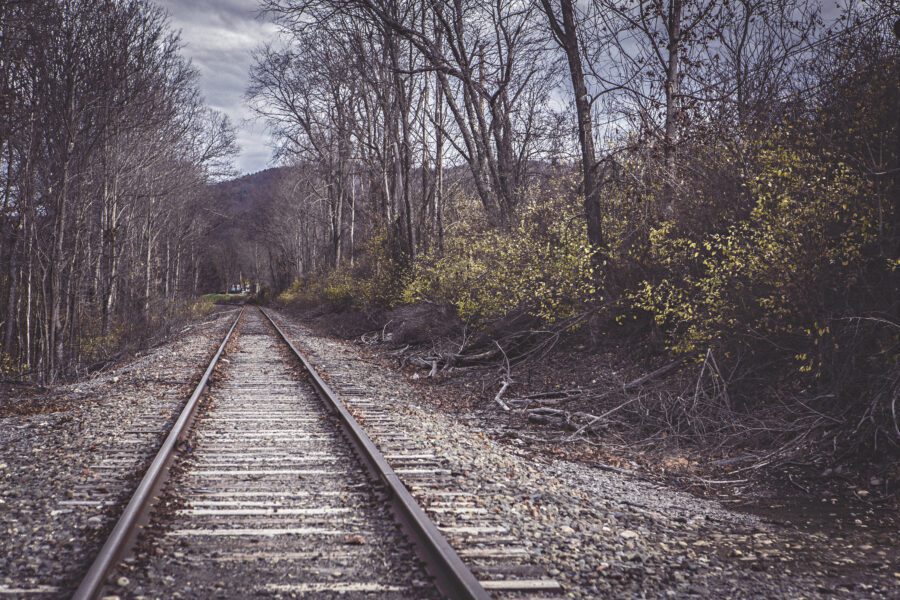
623 357 686 392
495 381 511 411
387 344 410 356
564 397 641 440
788 474 810 494
691 476 750 485
380 319 394 342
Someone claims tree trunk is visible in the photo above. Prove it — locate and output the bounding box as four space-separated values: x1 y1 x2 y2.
143 210 153 319
4 225 19 355
662 0 683 216
434 69 445 252
349 173 356 267
164 238 170 300
49 162 70 381
3 142 19 355
539 0 605 258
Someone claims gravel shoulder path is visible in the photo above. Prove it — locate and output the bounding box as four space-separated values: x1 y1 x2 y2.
271 308 898 599
0 309 238 598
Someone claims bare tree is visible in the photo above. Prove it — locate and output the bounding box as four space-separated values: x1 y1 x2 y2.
0 0 236 381
537 0 606 258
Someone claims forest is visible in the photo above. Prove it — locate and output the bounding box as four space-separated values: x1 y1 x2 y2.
235 0 899 465
0 0 237 382
2 0 898 466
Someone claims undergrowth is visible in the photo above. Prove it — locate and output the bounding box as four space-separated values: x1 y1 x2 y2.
277 130 898 468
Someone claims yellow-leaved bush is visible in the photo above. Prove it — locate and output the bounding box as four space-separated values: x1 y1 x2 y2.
78 322 124 364
190 297 216 318
0 352 22 377
402 192 597 323
277 269 355 309
631 134 877 356
277 232 409 310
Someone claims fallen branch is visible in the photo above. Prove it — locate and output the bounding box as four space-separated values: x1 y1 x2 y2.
387 344 410 356
564 397 642 440
360 331 380 344
507 396 569 408
691 476 749 485
787 474 810 494
381 319 394 342
893 391 900 438
548 360 688 441
518 389 583 400
623 357 686 392
495 381 511 411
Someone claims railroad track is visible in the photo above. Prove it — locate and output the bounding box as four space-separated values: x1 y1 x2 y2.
73 307 561 599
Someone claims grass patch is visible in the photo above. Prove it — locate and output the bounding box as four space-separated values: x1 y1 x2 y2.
202 293 248 304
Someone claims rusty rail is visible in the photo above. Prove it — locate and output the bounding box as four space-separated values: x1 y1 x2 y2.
260 307 491 600
72 307 243 600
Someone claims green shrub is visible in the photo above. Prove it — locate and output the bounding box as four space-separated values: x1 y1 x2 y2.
190 297 216 317
78 325 124 364
403 190 597 324
0 352 23 378
277 279 303 304
274 189 598 327
351 231 410 307
630 132 879 362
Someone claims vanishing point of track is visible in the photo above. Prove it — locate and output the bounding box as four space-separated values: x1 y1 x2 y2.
71 306 561 599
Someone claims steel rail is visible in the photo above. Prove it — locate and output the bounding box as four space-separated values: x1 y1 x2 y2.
72 307 244 600
260 307 491 600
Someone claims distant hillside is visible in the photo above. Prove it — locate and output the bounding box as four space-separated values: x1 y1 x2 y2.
198 166 295 292
209 166 293 224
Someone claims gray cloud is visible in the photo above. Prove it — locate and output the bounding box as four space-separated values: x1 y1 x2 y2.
158 0 276 174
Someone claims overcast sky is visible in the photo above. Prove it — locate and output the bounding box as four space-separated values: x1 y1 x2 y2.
159 0 277 175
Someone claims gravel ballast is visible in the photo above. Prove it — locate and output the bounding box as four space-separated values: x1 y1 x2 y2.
0 309 238 598
270 309 898 599
2 306 896 598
